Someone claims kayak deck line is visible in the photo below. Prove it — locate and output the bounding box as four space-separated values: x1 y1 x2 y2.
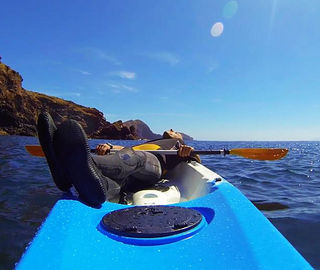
16 161 312 269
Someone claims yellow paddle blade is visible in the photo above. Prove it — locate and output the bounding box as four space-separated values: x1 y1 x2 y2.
132 143 161 151
25 145 45 157
229 148 288 161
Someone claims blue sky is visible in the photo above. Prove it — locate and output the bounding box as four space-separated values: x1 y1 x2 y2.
1 0 320 140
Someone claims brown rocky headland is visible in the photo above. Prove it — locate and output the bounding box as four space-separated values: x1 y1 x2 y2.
0 60 138 139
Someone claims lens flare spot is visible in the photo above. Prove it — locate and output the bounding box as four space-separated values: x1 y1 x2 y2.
210 22 224 37
223 1 238 19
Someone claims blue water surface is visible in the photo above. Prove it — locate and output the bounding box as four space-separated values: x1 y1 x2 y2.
0 136 319 269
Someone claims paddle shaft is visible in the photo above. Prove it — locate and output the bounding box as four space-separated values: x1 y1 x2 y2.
106 149 227 155
102 148 288 160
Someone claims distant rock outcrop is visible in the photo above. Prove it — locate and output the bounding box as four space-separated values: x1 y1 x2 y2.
90 120 138 140
123 119 193 141
180 132 193 141
123 120 161 140
0 61 138 139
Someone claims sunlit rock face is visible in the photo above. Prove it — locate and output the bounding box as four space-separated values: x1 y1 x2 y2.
123 120 161 140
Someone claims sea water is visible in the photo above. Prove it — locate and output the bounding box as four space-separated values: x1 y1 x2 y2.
0 136 319 269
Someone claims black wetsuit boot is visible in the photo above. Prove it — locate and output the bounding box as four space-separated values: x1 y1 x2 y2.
53 120 121 207
37 112 72 191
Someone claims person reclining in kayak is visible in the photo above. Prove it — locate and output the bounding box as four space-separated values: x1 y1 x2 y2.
37 112 197 207
94 128 198 174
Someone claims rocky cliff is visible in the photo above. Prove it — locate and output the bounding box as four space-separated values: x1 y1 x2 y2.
123 119 193 141
0 61 138 139
123 120 161 140
179 132 193 141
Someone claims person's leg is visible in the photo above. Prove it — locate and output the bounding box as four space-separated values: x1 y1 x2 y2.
92 148 162 184
93 150 162 205
37 112 72 191
53 120 121 206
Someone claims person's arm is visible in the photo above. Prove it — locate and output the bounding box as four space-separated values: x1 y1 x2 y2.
95 143 124 155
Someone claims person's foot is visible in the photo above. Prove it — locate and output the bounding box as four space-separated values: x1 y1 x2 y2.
53 120 111 207
37 112 72 191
